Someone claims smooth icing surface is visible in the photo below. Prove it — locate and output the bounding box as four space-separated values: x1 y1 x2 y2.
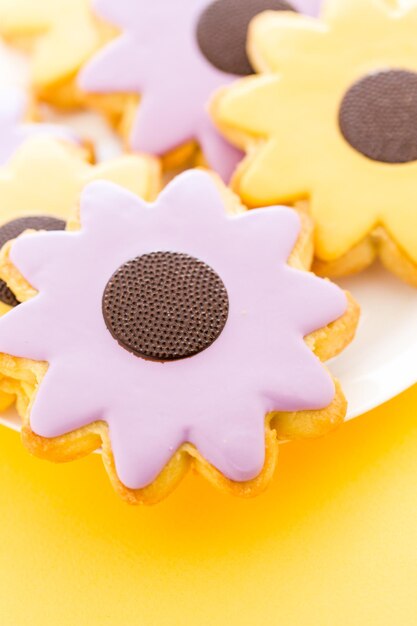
213 0 417 264
0 137 157 227
80 0 322 181
0 0 102 87
0 171 347 489
0 86 78 165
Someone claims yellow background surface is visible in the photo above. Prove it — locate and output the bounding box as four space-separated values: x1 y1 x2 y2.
0 386 416 625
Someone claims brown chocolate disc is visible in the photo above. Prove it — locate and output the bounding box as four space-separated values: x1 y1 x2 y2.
0 215 66 307
339 70 417 163
0 280 19 308
196 0 297 76
103 252 229 361
0 216 66 250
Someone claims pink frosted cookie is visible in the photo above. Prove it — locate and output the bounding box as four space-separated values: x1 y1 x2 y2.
79 0 322 181
0 171 358 504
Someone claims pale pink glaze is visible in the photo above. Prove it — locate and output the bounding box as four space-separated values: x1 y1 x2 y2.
0 171 346 489
79 0 322 181
0 86 78 165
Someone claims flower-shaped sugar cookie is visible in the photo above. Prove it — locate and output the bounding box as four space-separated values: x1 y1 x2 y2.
0 171 358 503
0 0 113 107
79 0 322 181
213 0 417 285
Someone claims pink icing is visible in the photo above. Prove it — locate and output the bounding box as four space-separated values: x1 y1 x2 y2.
79 0 322 181
0 171 346 489
0 86 79 165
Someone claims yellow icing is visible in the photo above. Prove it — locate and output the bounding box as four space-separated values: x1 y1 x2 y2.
0 137 160 227
213 0 417 263
0 0 105 88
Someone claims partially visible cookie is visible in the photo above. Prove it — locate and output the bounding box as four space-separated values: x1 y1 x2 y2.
212 0 417 285
0 136 160 311
0 170 358 503
78 0 323 181
0 0 113 107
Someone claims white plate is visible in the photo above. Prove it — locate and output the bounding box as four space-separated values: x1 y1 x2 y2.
0 45 416 434
332 264 417 419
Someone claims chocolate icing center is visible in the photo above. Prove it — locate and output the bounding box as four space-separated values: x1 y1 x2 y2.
339 69 417 164
196 0 297 76
103 252 229 361
0 216 66 308
0 281 19 308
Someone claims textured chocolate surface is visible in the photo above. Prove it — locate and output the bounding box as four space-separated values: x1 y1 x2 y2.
339 70 417 163
0 216 66 307
196 0 296 75
103 252 229 361
0 216 66 250
0 280 19 308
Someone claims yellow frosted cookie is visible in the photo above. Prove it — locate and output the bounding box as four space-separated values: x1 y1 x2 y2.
0 0 115 108
0 136 159 411
212 0 417 284
0 170 358 503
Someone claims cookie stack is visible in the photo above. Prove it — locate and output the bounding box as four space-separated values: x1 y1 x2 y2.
0 0 411 505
